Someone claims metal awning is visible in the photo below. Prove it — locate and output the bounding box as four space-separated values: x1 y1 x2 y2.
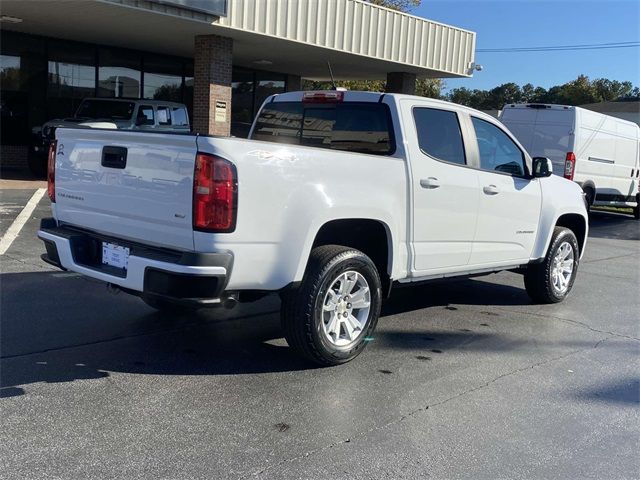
1 0 476 80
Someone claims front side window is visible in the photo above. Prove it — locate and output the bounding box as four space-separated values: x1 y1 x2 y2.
471 117 526 176
413 108 466 165
172 107 188 126
251 102 393 155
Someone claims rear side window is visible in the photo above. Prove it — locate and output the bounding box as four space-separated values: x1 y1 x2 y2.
251 102 394 155
471 117 526 176
172 107 189 126
413 108 466 165
157 106 171 125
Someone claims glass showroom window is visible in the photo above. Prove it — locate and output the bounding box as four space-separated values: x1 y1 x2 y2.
47 41 96 120
231 68 255 138
0 55 22 91
254 72 286 116
184 62 194 121
143 55 183 102
98 48 141 98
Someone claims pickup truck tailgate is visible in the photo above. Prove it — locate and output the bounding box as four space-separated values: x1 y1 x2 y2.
54 128 197 250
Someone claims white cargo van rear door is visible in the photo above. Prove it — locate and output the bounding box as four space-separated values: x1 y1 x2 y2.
531 108 575 175
53 128 197 251
500 106 575 176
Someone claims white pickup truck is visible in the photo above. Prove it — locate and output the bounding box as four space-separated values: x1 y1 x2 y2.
39 91 588 365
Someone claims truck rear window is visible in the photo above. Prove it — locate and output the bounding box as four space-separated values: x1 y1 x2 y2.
251 101 394 155
75 100 135 120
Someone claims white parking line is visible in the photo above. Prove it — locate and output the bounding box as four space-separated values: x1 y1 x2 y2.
0 188 46 255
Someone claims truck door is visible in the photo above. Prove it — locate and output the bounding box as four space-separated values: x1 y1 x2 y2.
466 116 542 265
407 105 480 274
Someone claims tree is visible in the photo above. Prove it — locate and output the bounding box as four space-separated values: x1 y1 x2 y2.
487 82 522 108
591 78 633 102
621 86 640 100
368 0 421 11
448 87 474 106
416 78 444 99
446 75 638 109
560 74 597 105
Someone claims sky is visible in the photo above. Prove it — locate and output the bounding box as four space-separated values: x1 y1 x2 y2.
412 0 640 92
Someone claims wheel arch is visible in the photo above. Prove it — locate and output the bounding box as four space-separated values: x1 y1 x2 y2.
555 213 588 256
308 218 394 290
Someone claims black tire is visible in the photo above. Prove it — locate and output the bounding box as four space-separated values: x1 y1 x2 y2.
583 186 595 213
524 227 580 304
141 296 198 314
281 245 382 366
634 194 640 220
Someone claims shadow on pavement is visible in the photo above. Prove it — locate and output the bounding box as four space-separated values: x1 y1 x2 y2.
383 276 531 315
0 269 591 396
573 378 640 405
588 211 640 241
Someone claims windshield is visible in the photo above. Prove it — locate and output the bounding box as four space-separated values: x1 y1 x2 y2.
75 100 135 121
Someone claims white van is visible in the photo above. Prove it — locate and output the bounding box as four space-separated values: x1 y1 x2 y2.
499 104 640 219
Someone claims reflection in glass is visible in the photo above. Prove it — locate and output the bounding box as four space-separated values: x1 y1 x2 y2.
184 75 193 121
144 72 182 101
0 55 22 91
48 61 95 96
98 49 140 98
231 69 254 137
255 78 285 115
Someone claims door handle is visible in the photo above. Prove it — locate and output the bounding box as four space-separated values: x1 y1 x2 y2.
420 177 440 189
102 146 127 169
483 184 499 195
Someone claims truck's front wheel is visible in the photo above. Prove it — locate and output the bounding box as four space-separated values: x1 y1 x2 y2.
524 227 579 304
281 245 382 366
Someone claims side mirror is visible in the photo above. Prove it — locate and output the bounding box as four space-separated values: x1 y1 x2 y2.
532 157 553 178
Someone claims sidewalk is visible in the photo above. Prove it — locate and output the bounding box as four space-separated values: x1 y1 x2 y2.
0 170 46 190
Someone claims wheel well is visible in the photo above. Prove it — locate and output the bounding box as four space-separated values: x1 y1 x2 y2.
312 219 391 286
556 214 587 254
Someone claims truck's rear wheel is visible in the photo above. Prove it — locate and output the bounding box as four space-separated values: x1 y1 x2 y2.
634 194 640 220
524 227 579 304
281 245 382 366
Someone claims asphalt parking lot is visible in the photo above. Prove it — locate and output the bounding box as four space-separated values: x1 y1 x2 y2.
1 183 639 479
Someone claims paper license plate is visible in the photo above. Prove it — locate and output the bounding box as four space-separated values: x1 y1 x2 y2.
102 242 130 270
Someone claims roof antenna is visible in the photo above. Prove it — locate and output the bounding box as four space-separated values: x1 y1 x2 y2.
327 61 337 90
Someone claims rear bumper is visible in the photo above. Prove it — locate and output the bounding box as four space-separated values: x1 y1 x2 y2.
37 218 233 307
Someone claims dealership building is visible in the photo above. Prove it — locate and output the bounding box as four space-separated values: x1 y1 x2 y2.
0 0 476 169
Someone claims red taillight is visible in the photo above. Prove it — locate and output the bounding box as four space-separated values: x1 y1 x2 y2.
302 91 344 103
47 140 57 202
564 152 576 181
193 152 237 232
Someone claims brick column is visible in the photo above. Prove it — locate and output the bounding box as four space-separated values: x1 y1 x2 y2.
285 74 302 92
386 72 417 95
193 35 233 136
